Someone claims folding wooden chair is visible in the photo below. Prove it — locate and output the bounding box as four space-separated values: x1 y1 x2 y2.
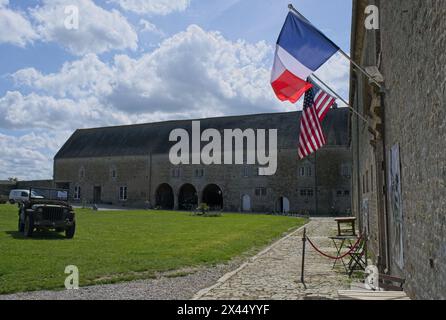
347 236 367 277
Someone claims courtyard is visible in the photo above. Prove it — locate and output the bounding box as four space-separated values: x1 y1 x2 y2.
0 203 306 295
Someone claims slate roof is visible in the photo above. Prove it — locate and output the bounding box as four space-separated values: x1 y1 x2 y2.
54 108 350 159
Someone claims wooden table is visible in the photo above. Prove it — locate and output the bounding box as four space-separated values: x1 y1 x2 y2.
335 217 357 236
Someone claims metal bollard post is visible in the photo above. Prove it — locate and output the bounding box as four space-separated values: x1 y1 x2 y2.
301 227 307 289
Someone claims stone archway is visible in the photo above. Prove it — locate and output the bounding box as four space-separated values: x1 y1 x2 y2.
277 196 290 214
202 184 223 210
155 183 174 210
178 184 198 210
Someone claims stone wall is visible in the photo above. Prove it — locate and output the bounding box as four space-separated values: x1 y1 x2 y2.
351 0 446 299
54 145 352 215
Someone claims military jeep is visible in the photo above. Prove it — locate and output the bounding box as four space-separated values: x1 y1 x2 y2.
18 187 76 238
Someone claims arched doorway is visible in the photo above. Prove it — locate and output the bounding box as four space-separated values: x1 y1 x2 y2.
155 183 174 210
241 194 251 212
277 196 290 214
202 184 223 210
178 184 198 210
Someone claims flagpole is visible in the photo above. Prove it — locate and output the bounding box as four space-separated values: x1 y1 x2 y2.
287 4 383 89
310 73 370 125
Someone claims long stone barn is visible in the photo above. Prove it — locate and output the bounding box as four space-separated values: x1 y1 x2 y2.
53 109 352 215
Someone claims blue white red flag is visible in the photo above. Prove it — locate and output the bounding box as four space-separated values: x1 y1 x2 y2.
271 11 339 103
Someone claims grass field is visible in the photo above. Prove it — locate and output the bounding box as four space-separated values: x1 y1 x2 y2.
0 204 306 294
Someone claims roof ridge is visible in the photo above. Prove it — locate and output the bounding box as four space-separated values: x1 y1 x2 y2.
77 110 303 131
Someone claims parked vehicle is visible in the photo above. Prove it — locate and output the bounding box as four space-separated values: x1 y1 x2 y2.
8 189 43 204
18 187 76 238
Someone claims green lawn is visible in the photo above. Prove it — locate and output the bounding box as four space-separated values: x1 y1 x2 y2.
0 204 306 294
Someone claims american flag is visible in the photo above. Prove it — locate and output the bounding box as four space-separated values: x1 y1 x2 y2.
298 78 337 159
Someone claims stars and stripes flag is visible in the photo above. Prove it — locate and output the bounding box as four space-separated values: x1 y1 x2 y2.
271 11 339 103
298 78 337 159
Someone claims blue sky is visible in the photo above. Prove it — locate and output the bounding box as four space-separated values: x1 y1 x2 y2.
0 0 352 180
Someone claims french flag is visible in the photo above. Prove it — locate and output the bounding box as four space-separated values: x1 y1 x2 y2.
271 11 339 103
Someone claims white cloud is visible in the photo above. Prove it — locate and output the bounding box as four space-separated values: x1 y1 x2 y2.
13 54 114 99
314 53 350 105
110 0 190 15
0 131 72 180
31 0 138 55
2 23 350 179
12 25 284 120
139 19 165 37
0 91 130 130
0 4 38 47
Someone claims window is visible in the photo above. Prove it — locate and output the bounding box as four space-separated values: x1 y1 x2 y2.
195 168 204 178
341 164 351 177
344 190 350 196
255 187 267 197
337 190 343 197
119 186 128 201
306 167 312 177
74 186 81 200
243 166 249 178
79 166 85 179
299 167 305 177
300 189 313 197
171 167 181 178
110 166 117 180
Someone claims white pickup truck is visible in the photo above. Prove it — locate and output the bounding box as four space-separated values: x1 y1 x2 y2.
8 189 43 204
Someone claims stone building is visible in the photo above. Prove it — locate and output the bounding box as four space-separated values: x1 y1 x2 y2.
54 109 351 215
350 0 445 299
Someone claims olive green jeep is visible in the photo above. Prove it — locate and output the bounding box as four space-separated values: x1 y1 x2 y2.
18 187 76 238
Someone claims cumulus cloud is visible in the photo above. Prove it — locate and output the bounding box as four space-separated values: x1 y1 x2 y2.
0 3 38 47
30 0 138 55
314 52 350 104
110 0 190 15
0 131 72 180
12 25 283 121
2 23 350 179
0 91 131 131
139 19 165 37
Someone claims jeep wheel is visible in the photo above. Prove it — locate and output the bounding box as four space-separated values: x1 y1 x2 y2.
65 223 76 239
18 217 24 232
23 215 34 237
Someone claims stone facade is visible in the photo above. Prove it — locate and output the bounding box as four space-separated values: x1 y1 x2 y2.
350 0 446 299
54 110 352 215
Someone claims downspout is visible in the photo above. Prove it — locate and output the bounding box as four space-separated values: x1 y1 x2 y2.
380 88 391 273
355 79 362 228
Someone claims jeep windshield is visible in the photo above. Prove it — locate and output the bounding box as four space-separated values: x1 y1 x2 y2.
29 188 69 201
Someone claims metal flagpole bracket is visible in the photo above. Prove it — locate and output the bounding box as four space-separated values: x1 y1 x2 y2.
310 74 380 138
287 3 384 90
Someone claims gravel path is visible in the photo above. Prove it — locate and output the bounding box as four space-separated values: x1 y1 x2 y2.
0 261 242 300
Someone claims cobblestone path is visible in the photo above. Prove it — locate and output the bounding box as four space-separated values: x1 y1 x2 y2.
194 218 351 300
